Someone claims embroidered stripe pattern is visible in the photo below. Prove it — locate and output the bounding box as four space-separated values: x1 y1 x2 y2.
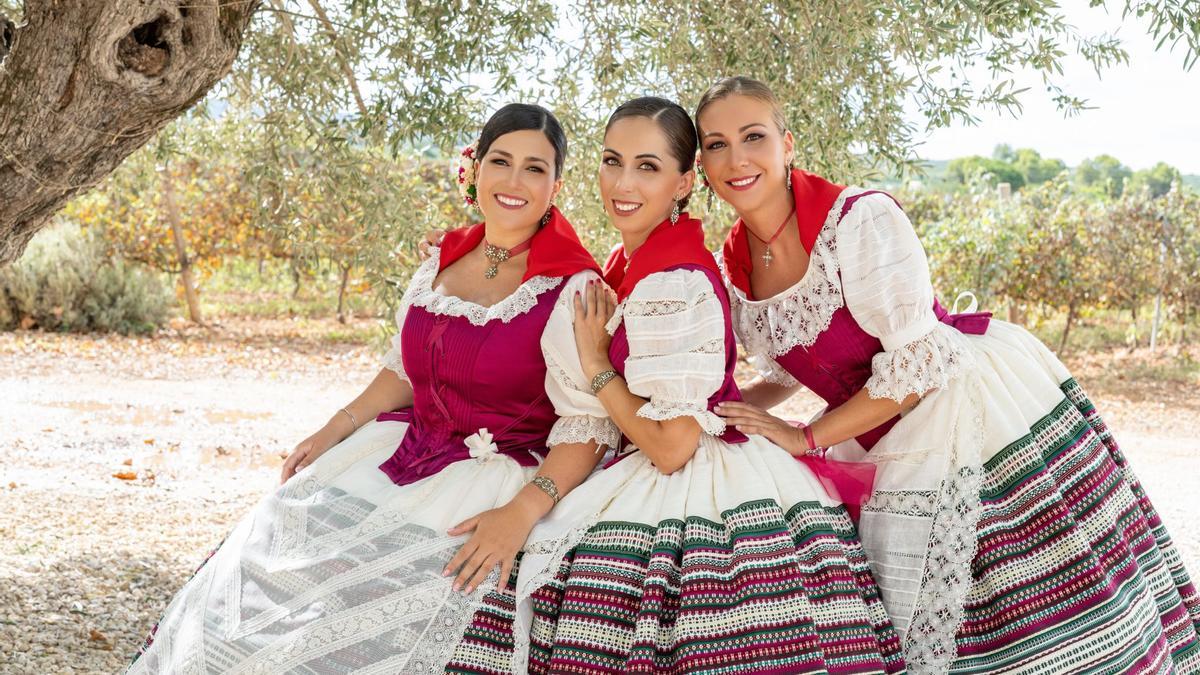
524 500 905 674
948 379 1200 674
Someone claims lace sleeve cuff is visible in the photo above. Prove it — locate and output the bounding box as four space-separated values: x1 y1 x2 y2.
636 398 727 436
381 344 408 382
865 324 970 403
547 414 620 450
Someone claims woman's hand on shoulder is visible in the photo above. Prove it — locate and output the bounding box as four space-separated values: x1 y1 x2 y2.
416 229 449 260
572 279 616 379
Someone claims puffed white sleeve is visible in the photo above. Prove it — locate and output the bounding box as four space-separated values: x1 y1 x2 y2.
540 271 621 450
621 269 728 436
381 254 439 381
836 193 970 403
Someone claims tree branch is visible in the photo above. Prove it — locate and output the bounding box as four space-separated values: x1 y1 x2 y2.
0 0 260 265
300 0 369 120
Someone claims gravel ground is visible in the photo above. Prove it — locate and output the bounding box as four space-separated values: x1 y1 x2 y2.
2 322 1198 674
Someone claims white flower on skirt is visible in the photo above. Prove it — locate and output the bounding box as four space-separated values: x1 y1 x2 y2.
464 428 500 460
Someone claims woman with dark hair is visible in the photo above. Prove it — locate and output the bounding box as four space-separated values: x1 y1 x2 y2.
699 76 1200 673
128 103 619 673
507 97 906 674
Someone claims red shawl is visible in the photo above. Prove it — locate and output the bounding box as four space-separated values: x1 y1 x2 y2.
721 169 844 298
602 214 719 302
438 206 600 280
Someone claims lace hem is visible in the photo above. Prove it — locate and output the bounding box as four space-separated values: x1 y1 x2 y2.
901 381 985 672
548 415 620 450
512 513 603 673
729 187 864 358
636 398 726 436
624 289 718 317
405 247 563 326
865 324 972 403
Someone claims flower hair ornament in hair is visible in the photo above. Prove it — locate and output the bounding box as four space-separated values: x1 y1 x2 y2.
456 141 480 208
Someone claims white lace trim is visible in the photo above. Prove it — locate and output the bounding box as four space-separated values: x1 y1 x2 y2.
604 303 624 336
727 186 865 358
543 354 585 393
548 414 620 450
626 337 724 362
511 513 602 673
604 287 721 335
381 347 407 380
636 398 726 436
405 247 563 326
901 381 985 672
865 323 972 404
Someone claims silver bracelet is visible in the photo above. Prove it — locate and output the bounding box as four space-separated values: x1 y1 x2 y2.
590 369 618 394
339 407 359 431
529 475 561 505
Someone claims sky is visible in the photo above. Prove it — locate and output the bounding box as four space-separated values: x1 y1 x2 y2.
909 0 1200 173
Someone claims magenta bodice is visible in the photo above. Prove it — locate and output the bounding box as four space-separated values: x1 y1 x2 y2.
609 264 748 446
769 192 990 450
376 281 566 485
773 306 899 449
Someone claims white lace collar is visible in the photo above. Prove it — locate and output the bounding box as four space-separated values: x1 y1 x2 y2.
402 247 563 326
725 186 866 357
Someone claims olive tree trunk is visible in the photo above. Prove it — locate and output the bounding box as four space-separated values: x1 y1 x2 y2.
0 0 258 265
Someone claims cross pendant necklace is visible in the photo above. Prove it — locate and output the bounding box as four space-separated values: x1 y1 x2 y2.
749 207 794 269
483 234 535 279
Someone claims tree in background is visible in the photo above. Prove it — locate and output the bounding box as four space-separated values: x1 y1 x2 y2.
4 0 1200 264
1011 148 1068 186
66 129 259 324
0 0 257 264
1075 154 1133 198
1128 162 1183 197
947 156 1027 190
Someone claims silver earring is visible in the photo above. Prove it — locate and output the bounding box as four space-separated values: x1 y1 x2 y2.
786 163 793 190
670 200 680 224
541 205 553 226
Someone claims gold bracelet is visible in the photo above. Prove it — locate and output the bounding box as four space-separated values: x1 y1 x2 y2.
590 369 618 394
529 475 561 505
339 407 359 431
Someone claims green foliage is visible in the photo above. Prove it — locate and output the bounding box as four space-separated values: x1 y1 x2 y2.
45 0 1200 334
1011 148 1067 185
905 178 1200 350
947 156 1027 189
1128 162 1183 197
0 223 169 334
1074 154 1133 198
945 146 1067 191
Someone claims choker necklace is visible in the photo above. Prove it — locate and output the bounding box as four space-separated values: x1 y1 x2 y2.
482 235 534 279
748 206 794 268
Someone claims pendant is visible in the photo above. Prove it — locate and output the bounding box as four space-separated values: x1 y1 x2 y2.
483 244 510 280
762 246 773 268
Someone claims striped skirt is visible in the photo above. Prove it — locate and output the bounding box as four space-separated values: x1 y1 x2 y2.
845 320 1200 674
511 435 908 674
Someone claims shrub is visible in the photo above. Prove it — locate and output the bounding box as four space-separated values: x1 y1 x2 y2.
0 222 169 334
